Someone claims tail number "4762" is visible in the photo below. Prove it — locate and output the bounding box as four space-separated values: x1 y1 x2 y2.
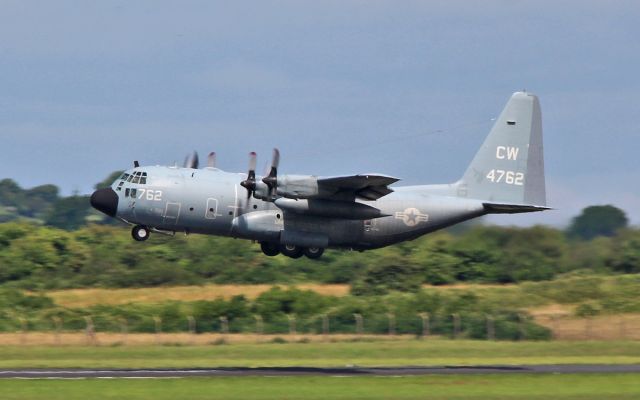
486 169 524 185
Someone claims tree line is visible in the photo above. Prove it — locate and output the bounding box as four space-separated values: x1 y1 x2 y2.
0 210 636 291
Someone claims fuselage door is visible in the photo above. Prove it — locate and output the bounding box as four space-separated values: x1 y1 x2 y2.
205 198 219 219
163 202 181 225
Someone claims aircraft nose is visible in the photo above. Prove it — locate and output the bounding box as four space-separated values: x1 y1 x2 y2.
90 188 119 217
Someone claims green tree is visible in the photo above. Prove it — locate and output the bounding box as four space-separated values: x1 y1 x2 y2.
351 263 422 295
94 171 124 190
45 195 92 230
567 205 628 240
608 230 640 273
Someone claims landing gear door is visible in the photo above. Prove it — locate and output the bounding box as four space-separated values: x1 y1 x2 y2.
163 202 181 225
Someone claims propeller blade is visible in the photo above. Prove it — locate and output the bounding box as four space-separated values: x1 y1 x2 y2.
248 151 257 175
183 151 199 169
191 151 199 169
207 152 216 168
240 152 257 198
262 148 280 196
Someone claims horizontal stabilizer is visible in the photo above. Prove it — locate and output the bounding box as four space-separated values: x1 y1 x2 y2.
483 202 551 214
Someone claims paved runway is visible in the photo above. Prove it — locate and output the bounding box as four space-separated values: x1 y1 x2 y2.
1 365 640 378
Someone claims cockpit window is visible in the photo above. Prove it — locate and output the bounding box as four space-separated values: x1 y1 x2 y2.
122 171 148 186
125 188 130 197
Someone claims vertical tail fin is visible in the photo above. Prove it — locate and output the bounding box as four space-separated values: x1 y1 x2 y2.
457 91 546 206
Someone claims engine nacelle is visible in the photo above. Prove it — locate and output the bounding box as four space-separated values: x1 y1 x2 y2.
275 175 320 198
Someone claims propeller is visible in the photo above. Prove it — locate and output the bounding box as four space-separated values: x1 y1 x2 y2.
239 152 257 201
207 152 216 168
261 148 280 198
183 151 199 169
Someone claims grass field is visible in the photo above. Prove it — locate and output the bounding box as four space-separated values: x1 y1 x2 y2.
1 374 639 400
1 340 640 369
44 284 351 307
37 277 640 342
43 283 517 308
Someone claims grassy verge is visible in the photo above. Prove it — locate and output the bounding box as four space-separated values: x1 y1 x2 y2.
43 284 351 307
1 340 640 369
1 374 639 400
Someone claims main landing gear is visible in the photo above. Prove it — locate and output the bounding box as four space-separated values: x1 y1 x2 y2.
260 242 325 259
132 225 150 242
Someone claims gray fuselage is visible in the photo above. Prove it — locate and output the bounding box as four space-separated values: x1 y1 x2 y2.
111 166 486 250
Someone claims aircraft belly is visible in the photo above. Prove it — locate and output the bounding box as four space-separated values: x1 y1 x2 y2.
283 214 363 246
357 195 486 249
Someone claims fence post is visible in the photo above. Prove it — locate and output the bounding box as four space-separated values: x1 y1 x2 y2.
84 316 96 345
452 314 460 339
387 313 396 336
353 313 363 335
153 316 162 344
486 315 495 341
52 316 62 345
419 313 430 338
287 314 296 335
551 315 559 340
187 316 196 345
219 316 229 334
584 317 592 340
118 317 128 345
322 314 329 336
19 317 27 345
254 315 264 335
518 314 526 341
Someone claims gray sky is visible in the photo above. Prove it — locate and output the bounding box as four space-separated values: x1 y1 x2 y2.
1 1 639 226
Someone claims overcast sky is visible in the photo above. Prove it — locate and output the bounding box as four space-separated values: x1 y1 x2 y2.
1 1 639 226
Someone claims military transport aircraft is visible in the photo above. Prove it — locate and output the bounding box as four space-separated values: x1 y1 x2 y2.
91 91 548 259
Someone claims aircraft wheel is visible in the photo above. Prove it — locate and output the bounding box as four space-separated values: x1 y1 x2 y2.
304 247 324 259
132 225 150 242
280 244 304 259
260 242 280 257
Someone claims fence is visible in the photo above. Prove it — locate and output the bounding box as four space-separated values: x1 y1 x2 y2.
3 312 638 345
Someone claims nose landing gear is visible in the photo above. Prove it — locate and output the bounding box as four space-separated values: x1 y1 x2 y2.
132 225 150 242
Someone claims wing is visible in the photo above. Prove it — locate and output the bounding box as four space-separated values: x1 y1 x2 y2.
316 174 399 201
